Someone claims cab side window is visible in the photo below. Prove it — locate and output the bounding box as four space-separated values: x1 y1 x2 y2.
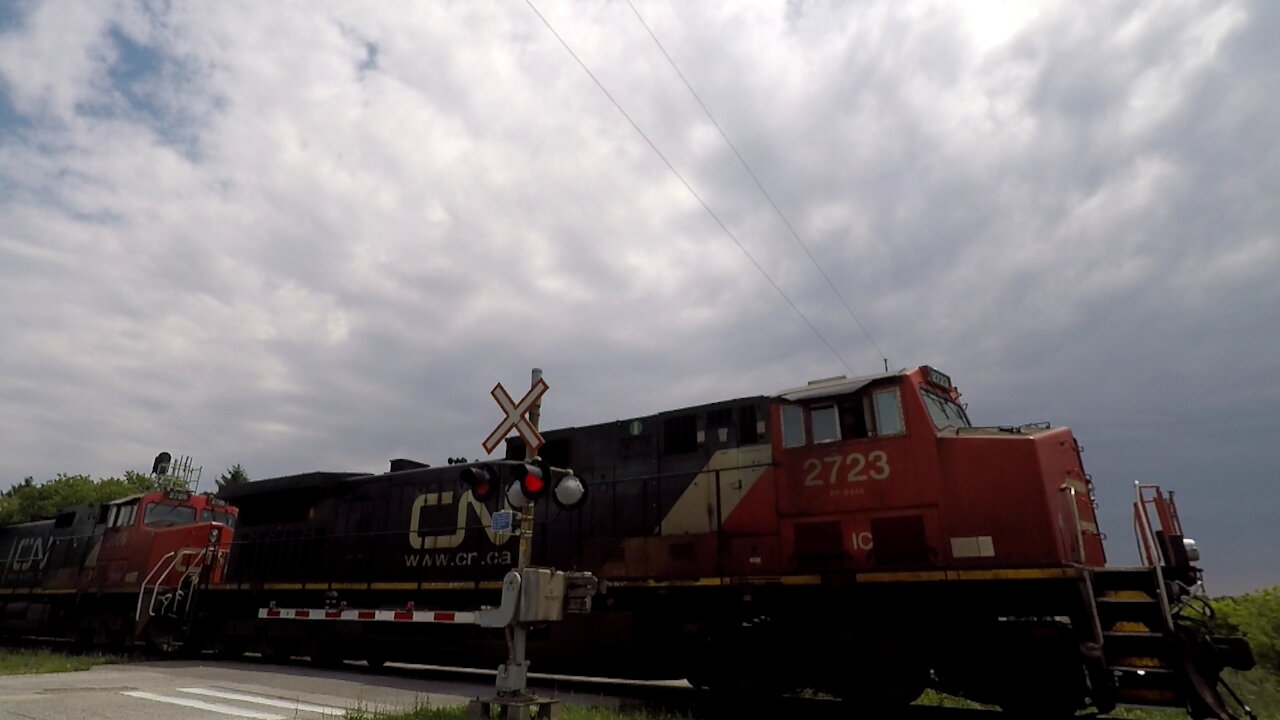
111 501 138 528
872 388 905 437
811 405 839 444
782 405 806 448
839 400 870 439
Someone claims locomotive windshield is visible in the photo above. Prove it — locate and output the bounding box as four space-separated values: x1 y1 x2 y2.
143 502 197 528
921 389 970 430
200 509 237 528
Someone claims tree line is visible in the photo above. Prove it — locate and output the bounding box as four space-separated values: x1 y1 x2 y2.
0 464 250 525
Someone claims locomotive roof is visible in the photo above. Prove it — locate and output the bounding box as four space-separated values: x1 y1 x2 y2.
216 471 372 500
775 369 903 402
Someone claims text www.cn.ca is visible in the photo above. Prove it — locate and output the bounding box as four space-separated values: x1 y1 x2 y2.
404 550 514 568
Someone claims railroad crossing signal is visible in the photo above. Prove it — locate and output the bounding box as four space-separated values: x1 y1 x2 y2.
482 378 548 455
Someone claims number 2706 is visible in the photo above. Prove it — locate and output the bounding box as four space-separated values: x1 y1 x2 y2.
803 451 890 486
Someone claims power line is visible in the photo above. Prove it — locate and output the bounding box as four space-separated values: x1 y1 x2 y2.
523 0 855 375
624 0 887 368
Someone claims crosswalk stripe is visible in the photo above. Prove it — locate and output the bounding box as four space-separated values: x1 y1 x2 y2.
178 687 347 715
121 691 286 719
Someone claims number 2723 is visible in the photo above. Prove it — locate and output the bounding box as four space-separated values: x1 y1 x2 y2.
803 451 890 486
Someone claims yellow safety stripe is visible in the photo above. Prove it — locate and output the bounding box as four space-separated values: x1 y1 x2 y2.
189 568 1083 594
206 581 499 592
0 587 134 595
857 568 1082 583
779 575 822 585
856 570 948 583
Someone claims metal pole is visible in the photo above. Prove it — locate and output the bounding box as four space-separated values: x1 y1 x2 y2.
506 368 542 699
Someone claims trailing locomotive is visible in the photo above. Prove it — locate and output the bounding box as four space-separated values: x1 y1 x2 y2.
209 366 1252 719
0 484 235 649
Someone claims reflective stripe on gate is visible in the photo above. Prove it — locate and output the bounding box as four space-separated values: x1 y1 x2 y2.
258 608 477 623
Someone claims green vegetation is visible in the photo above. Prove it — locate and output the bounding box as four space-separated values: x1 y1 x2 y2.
1213 587 1280 676
217 464 251 491
0 648 122 675
1099 666 1280 719
1205 587 1280 719
0 472 160 524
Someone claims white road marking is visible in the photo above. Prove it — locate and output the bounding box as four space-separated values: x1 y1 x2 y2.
178 687 348 715
121 690 286 719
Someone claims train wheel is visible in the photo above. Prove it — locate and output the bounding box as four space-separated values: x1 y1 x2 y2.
216 642 246 659
144 619 181 654
263 647 294 665
365 657 387 669
310 651 345 668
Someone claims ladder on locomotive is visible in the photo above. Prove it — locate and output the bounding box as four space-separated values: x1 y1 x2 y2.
1085 484 1255 720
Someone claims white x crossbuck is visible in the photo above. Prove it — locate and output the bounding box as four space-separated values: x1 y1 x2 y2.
482 378 548 454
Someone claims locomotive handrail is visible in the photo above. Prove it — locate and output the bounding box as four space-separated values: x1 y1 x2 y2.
135 547 208 621
1061 485 1086 563
136 550 177 620
1133 482 1175 630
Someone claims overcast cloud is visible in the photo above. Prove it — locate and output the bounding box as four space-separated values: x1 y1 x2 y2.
1 1 1276 594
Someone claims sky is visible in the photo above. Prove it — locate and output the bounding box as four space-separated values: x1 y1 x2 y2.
0 1 1276 594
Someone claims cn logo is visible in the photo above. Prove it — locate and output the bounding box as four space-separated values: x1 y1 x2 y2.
5 537 53 571
407 491 511 550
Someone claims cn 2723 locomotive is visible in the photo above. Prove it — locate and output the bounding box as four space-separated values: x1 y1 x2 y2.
216 366 1251 718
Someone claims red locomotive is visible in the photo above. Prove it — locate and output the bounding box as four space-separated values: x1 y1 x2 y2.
0 475 236 650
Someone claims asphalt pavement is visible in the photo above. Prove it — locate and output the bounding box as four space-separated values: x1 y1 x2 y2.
0 659 474 719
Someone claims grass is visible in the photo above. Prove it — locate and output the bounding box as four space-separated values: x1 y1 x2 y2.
913 668 1280 720
344 700 683 720
0 647 123 675
345 672 1280 720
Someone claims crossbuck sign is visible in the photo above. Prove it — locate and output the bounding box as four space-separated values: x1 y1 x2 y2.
482 378 548 454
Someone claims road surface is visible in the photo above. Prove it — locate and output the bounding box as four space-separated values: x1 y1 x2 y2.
0 659 480 719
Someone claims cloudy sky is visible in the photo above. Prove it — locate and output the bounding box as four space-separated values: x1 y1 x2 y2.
1 1 1276 593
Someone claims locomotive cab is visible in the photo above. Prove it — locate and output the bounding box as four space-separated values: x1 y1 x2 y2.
773 366 1106 573
94 490 236 584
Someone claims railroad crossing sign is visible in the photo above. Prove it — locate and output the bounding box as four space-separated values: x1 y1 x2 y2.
482 378 548 454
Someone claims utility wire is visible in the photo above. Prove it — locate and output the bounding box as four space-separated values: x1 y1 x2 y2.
524 0 855 374
624 0 886 368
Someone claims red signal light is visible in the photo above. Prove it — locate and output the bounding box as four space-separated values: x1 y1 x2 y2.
459 466 496 502
506 462 549 507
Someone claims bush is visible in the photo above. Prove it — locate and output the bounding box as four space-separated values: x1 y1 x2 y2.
0 472 159 524
1212 587 1280 676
